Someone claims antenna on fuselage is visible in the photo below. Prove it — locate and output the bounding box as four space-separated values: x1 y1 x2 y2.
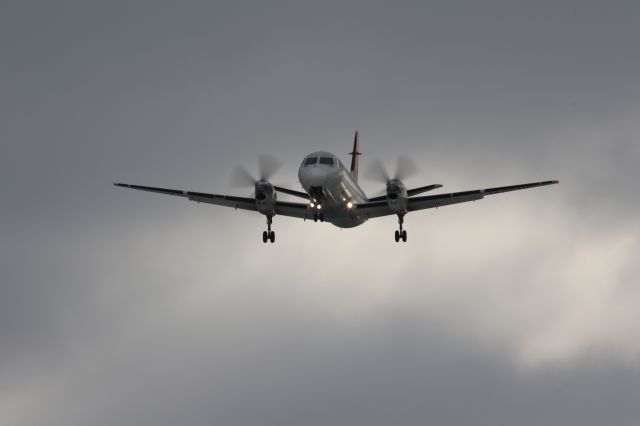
349 130 361 182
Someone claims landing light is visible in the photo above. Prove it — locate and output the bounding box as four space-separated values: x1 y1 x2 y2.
309 202 315 208
347 201 353 209
317 204 322 210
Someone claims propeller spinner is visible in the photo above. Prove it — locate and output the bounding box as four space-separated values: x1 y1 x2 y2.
229 155 282 218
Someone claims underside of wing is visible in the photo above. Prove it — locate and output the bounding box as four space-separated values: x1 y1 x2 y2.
114 183 257 211
408 180 559 212
275 200 312 219
274 186 310 200
114 182 312 219
355 180 558 218
354 200 392 219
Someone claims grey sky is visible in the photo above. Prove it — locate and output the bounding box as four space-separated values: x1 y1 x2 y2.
1 1 640 425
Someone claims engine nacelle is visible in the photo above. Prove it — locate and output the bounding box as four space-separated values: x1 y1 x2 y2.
386 179 408 213
254 180 276 215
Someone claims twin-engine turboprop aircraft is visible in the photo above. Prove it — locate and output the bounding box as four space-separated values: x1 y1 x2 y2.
115 132 558 243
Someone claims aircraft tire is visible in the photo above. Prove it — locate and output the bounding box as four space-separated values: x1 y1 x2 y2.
262 231 268 243
394 230 400 242
269 231 275 243
402 230 407 242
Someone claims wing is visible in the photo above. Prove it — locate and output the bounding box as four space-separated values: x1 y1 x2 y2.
356 180 559 219
114 183 310 219
367 184 443 202
273 186 310 200
274 200 312 219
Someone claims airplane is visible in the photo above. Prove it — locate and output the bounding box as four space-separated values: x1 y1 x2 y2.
114 131 558 243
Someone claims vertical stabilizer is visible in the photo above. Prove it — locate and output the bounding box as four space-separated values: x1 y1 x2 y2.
349 130 361 181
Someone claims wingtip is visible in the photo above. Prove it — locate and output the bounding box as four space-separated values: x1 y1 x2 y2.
552 179 560 184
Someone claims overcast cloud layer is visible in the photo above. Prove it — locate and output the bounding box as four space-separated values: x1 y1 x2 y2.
2 1 640 425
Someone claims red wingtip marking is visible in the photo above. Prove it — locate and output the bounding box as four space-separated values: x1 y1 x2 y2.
552 180 560 184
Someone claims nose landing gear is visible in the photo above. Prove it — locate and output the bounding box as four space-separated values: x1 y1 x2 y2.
262 215 275 243
394 214 407 243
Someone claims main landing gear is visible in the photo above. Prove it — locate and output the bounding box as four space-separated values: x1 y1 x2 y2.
262 215 275 243
394 214 407 243
313 213 324 223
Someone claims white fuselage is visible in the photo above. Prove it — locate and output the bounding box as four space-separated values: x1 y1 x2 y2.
297 151 369 228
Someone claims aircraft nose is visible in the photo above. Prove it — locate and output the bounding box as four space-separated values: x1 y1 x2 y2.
305 167 327 186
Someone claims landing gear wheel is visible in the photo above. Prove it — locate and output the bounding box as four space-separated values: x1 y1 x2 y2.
263 214 276 244
319 213 324 222
313 214 318 222
395 213 407 243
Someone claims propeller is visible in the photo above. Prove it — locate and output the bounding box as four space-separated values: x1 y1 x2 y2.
365 155 420 184
230 155 283 188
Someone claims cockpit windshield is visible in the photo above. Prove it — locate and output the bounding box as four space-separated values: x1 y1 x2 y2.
319 157 335 166
304 157 318 166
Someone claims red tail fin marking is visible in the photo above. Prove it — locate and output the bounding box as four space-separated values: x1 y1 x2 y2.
350 130 361 181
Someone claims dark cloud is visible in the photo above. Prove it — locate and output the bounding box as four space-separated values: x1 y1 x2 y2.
2 1 640 425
